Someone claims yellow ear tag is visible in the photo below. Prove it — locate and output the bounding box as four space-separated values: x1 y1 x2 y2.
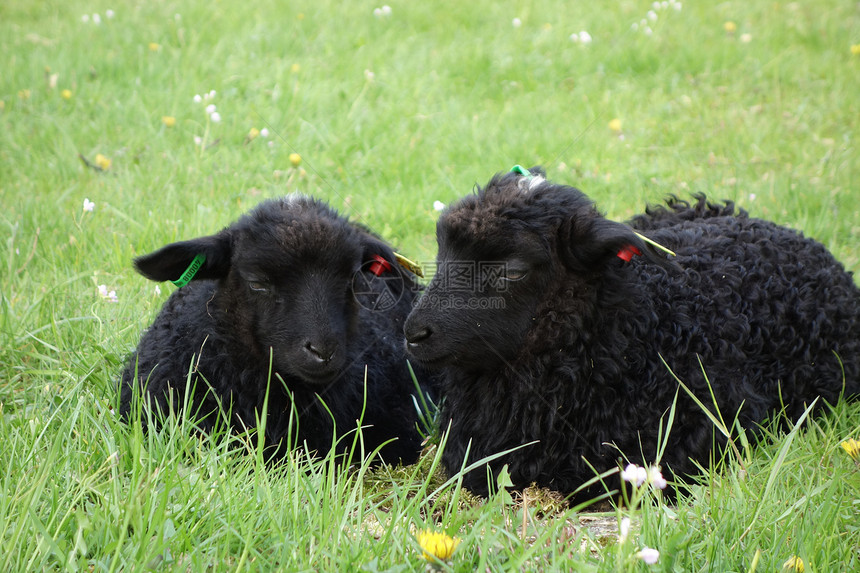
393 252 424 277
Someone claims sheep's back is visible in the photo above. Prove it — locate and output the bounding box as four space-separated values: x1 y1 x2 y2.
632 215 860 418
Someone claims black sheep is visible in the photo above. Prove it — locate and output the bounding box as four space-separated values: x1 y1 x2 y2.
404 167 860 497
120 195 433 465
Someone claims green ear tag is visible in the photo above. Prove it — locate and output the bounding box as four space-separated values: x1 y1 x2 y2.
171 253 207 287
510 165 533 178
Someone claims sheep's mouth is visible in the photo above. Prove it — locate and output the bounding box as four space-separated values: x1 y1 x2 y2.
405 343 453 368
294 365 344 386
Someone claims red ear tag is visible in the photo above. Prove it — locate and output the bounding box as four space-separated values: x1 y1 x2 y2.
369 254 393 276
616 245 641 262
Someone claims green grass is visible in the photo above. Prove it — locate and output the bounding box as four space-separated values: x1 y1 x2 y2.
1 0 859 570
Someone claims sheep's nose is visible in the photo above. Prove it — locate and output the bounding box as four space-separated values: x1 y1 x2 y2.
405 325 433 345
304 341 335 363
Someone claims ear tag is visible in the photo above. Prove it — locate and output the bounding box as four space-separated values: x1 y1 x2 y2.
393 252 424 277
172 253 206 287
510 164 532 178
616 245 642 262
510 164 545 192
369 254 393 276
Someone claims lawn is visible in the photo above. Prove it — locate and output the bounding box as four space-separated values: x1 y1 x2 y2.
1 0 858 571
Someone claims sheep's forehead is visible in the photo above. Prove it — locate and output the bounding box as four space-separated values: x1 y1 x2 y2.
441 189 544 244
236 212 362 268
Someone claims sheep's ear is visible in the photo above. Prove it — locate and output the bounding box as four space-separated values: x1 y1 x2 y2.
358 233 423 291
559 213 670 272
133 232 232 283
360 235 398 272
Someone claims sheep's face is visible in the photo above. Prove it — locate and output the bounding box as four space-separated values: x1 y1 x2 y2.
134 196 408 388
405 168 651 372
225 227 362 386
405 223 553 370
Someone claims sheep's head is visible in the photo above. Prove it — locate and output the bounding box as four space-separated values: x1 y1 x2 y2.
405 167 661 371
134 196 410 387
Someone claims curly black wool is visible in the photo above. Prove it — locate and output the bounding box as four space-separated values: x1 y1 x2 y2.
405 167 860 498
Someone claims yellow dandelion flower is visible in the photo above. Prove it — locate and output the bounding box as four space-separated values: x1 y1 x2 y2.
417 530 460 563
148 42 161 52
851 44 860 56
608 118 623 133
162 116 176 127
782 556 804 572
289 153 302 167
291 63 301 73
841 438 860 461
248 127 260 140
297 13 305 20
61 89 72 100
724 21 737 34
94 154 112 171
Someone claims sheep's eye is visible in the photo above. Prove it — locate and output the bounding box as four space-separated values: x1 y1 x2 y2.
248 281 270 293
502 268 528 282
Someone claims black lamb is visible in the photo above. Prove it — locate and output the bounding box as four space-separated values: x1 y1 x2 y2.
404 166 860 498
120 195 433 465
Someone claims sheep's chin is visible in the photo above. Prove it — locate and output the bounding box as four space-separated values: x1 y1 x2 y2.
291 365 344 387
405 344 454 369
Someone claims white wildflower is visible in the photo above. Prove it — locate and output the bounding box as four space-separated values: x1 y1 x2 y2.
637 547 660 564
260 127 270 138
205 103 216 115
209 111 221 123
512 17 522 28
97 285 118 303
83 198 95 212
619 517 631 542
433 200 445 212
648 465 668 489
93 13 101 25
106 9 115 19
621 463 648 487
